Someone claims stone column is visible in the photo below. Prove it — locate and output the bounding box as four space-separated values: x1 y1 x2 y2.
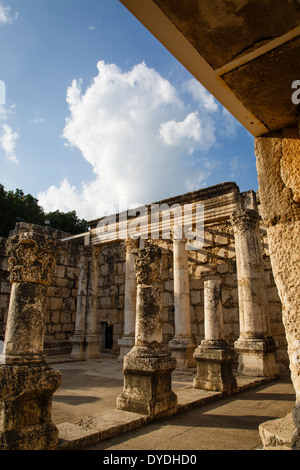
70 245 100 360
70 245 89 360
193 277 237 392
85 245 101 359
169 237 196 368
118 238 138 361
255 127 300 449
117 244 177 416
0 229 62 450
231 208 279 378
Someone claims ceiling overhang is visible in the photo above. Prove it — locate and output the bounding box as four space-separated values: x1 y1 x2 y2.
119 0 300 137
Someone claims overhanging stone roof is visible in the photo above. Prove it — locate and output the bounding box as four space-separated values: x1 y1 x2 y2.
119 0 300 136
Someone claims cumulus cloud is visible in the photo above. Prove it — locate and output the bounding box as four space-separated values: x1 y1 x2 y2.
38 61 228 220
0 123 19 163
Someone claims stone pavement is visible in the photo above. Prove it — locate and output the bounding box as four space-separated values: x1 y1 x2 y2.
47 354 296 451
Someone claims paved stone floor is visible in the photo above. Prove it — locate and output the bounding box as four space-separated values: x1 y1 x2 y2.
48 354 296 451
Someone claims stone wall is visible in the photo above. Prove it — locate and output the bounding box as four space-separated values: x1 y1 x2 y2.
44 239 82 355
0 208 288 365
94 219 288 366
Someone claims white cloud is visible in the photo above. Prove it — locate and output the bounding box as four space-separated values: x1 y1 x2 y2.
183 79 219 112
0 2 18 25
0 123 19 163
38 61 224 220
159 111 216 153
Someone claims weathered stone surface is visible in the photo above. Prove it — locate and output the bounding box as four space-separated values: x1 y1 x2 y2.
255 126 300 448
0 364 61 450
231 207 279 378
0 227 62 450
193 344 237 392
117 245 178 416
193 277 236 392
6 231 60 286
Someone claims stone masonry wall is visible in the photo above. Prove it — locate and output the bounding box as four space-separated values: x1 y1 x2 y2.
0 220 288 365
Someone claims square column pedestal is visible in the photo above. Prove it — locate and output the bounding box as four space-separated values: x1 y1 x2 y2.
193 278 237 392
193 340 237 392
0 363 61 450
117 346 177 416
234 337 279 378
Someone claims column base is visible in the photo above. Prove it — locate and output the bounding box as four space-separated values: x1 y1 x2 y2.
193 341 237 392
0 363 62 450
234 337 279 378
168 337 196 369
85 335 101 359
69 335 86 360
117 346 178 416
117 336 135 362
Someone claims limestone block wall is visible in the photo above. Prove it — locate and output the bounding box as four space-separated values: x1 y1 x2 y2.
44 240 81 355
96 220 288 366
97 243 126 353
0 219 288 365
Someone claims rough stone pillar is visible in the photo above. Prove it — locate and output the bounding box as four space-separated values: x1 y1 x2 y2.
70 245 90 360
117 244 177 416
255 127 300 449
118 238 138 362
169 237 196 368
85 245 101 359
70 245 100 360
193 277 237 392
0 229 62 450
231 208 279 379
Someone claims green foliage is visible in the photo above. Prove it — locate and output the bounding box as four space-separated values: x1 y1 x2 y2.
0 184 45 237
44 210 88 235
0 184 89 237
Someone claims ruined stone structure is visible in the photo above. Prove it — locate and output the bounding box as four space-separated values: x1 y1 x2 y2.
0 181 291 448
0 226 62 450
119 0 300 450
0 183 287 367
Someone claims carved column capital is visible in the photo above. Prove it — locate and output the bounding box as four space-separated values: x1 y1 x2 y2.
134 244 161 286
124 237 139 252
6 232 61 286
230 208 260 233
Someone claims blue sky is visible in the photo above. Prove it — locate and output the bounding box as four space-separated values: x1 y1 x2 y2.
0 0 257 220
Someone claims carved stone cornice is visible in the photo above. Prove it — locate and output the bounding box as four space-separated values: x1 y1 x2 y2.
134 244 161 286
6 232 61 285
230 209 260 233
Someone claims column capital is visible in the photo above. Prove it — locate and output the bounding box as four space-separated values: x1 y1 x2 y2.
230 208 260 232
134 244 161 286
124 237 139 252
6 231 60 286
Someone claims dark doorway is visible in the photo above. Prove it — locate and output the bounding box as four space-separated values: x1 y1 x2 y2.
105 321 113 350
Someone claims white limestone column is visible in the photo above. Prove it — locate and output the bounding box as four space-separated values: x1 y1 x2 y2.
118 238 138 361
231 208 279 378
193 276 236 392
117 244 177 416
85 246 101 359
70 245 91 360
169 237 196 368
203 278 226 345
